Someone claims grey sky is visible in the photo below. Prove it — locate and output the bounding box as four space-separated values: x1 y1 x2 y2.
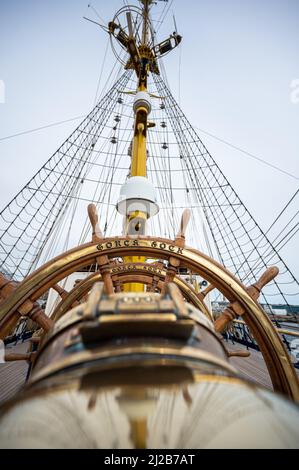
0 0 298 282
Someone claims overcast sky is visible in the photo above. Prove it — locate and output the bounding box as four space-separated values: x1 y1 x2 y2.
0 0 298 282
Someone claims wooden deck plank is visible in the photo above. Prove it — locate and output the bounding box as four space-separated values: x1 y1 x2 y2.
226 341 273 389
225 340 299 390
0 341 30 406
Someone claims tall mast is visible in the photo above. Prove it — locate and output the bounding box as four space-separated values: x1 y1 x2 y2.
111 0 182 292
130 0 153 179
141 0 150 47
123 0 154 292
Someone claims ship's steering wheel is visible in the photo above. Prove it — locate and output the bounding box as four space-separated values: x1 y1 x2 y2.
0 236 298 401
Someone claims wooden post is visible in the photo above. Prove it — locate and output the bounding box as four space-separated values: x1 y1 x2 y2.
97 256 114 295
0 273 54 334
162 210 191 295
88 204 103 243
214 267 279 333
53 284 69 300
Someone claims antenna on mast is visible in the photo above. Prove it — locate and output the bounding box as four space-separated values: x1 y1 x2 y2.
83 16 109 33
173 14 178 34
106 0 182 78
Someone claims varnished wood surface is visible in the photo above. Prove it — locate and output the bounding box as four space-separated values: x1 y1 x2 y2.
0 341 29 406
226 341 273 390
227 341 299 391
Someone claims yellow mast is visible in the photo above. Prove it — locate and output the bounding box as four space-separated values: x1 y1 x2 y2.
113 0 181 292
124 0 152 292
129 0 151 180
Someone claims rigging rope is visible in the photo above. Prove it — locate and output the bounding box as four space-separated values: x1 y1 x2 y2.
266 188 299 234
154 73 299 309
0 67 298 316
0 116 86 142
194 126 299 182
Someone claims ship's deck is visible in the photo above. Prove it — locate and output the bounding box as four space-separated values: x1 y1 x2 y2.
0 341 29 406
225 341 273 389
